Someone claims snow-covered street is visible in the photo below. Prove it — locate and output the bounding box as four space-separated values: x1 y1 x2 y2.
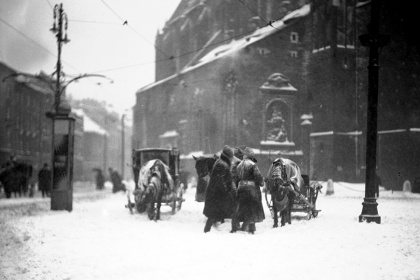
1 182 420 280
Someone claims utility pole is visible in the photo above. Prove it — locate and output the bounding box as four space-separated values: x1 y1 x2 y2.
51 3 70 112
358 0 389 223
121 114 125 179
49 3 73 211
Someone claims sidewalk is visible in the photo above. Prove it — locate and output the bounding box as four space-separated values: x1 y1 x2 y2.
0 181 116 210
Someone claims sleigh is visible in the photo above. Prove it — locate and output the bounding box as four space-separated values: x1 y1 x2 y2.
290 175 322 219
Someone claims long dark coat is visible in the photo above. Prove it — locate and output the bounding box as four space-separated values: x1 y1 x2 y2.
203 153 236 220
234 159 265 223
38 167 51 192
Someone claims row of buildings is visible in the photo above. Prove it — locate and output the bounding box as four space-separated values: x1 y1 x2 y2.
133 0 420 189
0 61 132 184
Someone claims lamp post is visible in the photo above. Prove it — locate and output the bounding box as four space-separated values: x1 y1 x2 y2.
50 3 70 113
358 0 389 223
3 3 112 211
121 113 126 180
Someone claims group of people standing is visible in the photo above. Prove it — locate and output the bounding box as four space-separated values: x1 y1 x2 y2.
93 167 126 193
203 145 265 234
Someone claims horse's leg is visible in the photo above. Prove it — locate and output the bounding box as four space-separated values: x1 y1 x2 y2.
287 193 294 225
147 199 155 220
155 193 163 221
273 205 279 228
280 209 286 227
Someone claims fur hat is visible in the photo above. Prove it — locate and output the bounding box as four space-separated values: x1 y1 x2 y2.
243 147 257 162
222 145 234 158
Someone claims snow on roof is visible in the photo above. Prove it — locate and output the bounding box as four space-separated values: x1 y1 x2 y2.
137 4 311 93
72 109 109 136
260 140 296 146
159 130 180 138
253 148 303 156
190 4 311 71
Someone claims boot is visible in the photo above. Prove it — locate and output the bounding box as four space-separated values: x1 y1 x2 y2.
204 218 213 233
249 223 256 234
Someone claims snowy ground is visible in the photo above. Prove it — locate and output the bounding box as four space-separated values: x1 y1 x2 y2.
1 181 420 280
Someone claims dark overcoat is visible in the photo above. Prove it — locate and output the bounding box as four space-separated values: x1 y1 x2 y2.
203 153 236 220
38 168 51 192
234 158 265 223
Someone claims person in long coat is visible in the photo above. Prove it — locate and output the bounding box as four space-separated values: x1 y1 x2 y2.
203 145 237 233
233 147 265 234
38 163 51 198
94 168 105 190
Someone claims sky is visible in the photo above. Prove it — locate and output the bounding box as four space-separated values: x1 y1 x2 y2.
1 181 420 280
0 0 182 114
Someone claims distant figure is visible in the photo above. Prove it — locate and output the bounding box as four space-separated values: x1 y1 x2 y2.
93 168 105 190
108 168 126 193
38 163 51 198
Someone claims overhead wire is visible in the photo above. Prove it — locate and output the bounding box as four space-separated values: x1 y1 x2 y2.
2 1 286 86
99 0 171 58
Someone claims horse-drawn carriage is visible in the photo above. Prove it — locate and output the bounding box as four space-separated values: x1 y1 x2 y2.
265 158 323 226
126 147 184 220
194 151 323 227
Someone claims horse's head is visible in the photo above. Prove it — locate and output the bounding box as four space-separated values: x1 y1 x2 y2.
193 155 217 202
272 184 290 212
268 158 288 186
193 155 217 178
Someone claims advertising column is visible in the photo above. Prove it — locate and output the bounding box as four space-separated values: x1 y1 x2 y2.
51 115 75 211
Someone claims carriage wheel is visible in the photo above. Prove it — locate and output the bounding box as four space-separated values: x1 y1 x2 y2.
312 202 318 217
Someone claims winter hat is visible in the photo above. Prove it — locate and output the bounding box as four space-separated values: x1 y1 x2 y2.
222 145 234 158
243 147 257 162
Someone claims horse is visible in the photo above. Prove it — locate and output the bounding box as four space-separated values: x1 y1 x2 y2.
266 157 304 227
193 147 244 202
192 154 218 202
127 159 174 220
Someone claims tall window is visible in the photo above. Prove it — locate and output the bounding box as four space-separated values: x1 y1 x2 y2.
336 0 355 47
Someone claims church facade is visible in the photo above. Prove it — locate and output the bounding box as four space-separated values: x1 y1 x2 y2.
133 0 420 189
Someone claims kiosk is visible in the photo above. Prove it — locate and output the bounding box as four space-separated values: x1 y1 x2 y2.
48 113 75 211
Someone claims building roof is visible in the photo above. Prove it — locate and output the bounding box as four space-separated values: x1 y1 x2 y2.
137 4 311 94
72 109 109 136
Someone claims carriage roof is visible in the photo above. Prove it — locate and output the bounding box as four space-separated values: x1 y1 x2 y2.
132 147 180 178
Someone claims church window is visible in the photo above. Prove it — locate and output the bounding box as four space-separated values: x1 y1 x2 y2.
289 51 298 58
290 32 298 43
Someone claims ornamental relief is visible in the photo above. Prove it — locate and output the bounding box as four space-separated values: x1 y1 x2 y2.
266 100 290 143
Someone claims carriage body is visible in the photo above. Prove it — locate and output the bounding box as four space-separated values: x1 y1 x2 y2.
289 174 322 219
128 147 183 214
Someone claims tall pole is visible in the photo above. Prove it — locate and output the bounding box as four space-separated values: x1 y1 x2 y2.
51 3 69 112
49 3 73 211
121 114 125 179
358 0 389 223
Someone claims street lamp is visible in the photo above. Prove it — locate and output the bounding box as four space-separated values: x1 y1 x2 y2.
2 4 112 212
358 0 389 224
